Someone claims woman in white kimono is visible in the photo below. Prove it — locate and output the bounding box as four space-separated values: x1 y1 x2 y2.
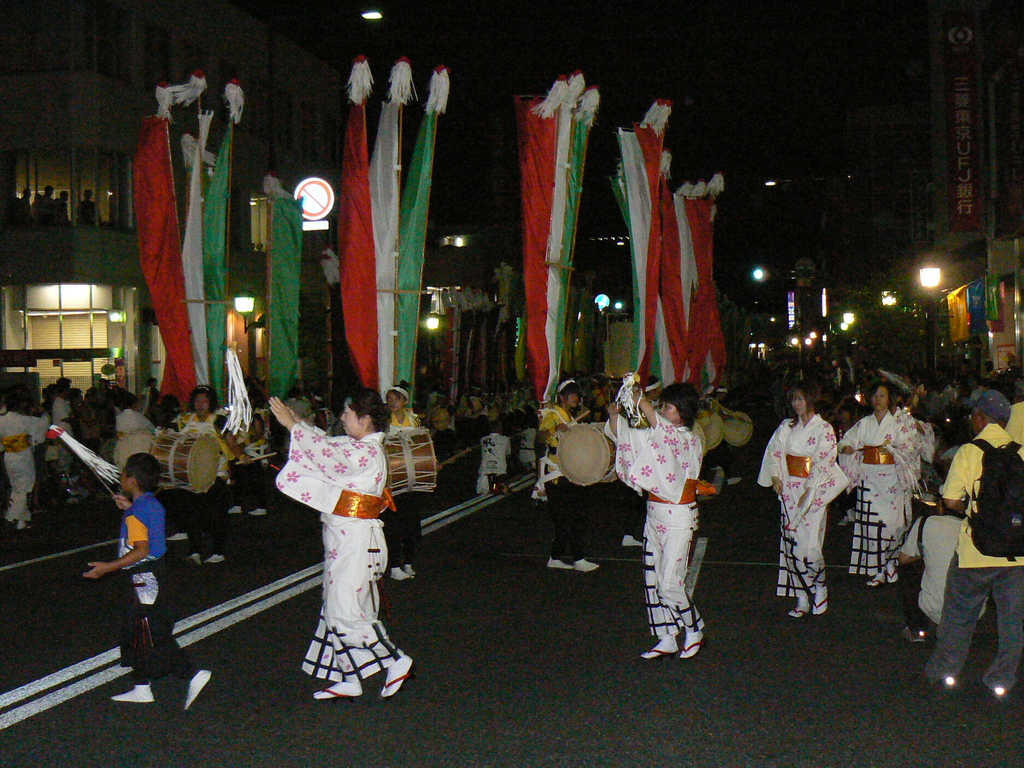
759 380 849 617
0 392 48 530
270 388 413 700
838 381 920 586
609 383 706 659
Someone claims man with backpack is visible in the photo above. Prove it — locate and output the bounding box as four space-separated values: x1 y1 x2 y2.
925 389 1024 698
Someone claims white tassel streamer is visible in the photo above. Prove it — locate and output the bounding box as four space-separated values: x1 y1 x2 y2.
565 71 586 107
155 82 174 120
388 58 415 104
320 247 340 285
576 87 600 127
181 133 217 169
224 349 252 435
48 426 121 488
225 79 245 124
262 173 290 200
170 70 208 107
426 66 450 114
707 172 725 197
347 56 374 105
640 99 672 135
533 76 569 118
660 151 672 178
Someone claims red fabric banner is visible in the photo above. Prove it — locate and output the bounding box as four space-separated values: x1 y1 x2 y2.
658 180 687 377
684 198 726 385
634 124 665 382
133 116 196 402
516 95 557 402
338 102 379 389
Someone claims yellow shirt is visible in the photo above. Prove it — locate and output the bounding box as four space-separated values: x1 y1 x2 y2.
538 406 572 450
391 410 420 428
941 422 1024 568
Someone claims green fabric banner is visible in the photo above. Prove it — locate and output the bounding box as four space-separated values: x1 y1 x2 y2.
395 112 439 389
985 274 1002 322
202 122 232 400
269 198 303 398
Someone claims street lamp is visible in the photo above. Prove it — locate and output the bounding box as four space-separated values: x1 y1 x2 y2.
919 267 942 374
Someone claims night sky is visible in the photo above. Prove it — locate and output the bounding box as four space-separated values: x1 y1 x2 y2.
234 0 929 306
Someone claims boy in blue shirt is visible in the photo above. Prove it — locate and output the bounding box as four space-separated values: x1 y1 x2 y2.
84 453 211 709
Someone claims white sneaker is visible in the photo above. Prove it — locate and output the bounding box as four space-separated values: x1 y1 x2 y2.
546 557 573 570
621 534 643 547
227 506 243 515
112 684 154 704
573 559 600 572
204 554 225 564
247 508 267 516
184 670 211 710
402 565 416 577
187 553 202 566
167 532 188 541
390 567 411 581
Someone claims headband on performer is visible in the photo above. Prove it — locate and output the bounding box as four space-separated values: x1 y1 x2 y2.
556 379 576 394
387 386 410 402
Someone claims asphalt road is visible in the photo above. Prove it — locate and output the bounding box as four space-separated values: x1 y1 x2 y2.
2 417 1024 768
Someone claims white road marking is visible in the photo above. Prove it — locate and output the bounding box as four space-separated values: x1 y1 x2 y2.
0 478 528 729
0 540 117 574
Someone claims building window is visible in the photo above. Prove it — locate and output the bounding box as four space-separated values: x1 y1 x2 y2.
250 195 269 251
2 284 138 394
83 0 130 83
3 148 133 229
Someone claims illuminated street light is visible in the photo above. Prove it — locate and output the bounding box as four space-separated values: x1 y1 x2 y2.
234 295 255 314
752 267 767 282
881 291 897 307
840 322 849 331
424 315 441 331
594 294 610 310
919 267 942 288
362 10 383 20
842 312 855 325
613 301 624 310
789 337 800 347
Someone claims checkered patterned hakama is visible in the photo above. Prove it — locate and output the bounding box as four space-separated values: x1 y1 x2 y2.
300 516 406 682
849 484 908 576
643 502 704 639
302 615 404 683
776 509 828 599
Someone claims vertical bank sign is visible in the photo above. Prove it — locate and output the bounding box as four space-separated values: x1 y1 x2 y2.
944 12 982 233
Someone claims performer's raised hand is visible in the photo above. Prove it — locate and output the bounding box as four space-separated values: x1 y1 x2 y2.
269 397 298 430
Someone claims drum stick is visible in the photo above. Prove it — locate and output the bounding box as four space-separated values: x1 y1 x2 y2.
437 445 479 469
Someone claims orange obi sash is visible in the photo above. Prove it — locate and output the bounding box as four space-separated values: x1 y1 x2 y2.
650 478 716 505
1 434 30 453
786 454 812 478
862 446 895 465
331 488 397 519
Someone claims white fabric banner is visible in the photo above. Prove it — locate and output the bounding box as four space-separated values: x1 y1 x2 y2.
370 101 402 393
182 110 213 386
616 129 652 372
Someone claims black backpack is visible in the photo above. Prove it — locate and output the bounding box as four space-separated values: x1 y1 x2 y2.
969 439 1024 559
